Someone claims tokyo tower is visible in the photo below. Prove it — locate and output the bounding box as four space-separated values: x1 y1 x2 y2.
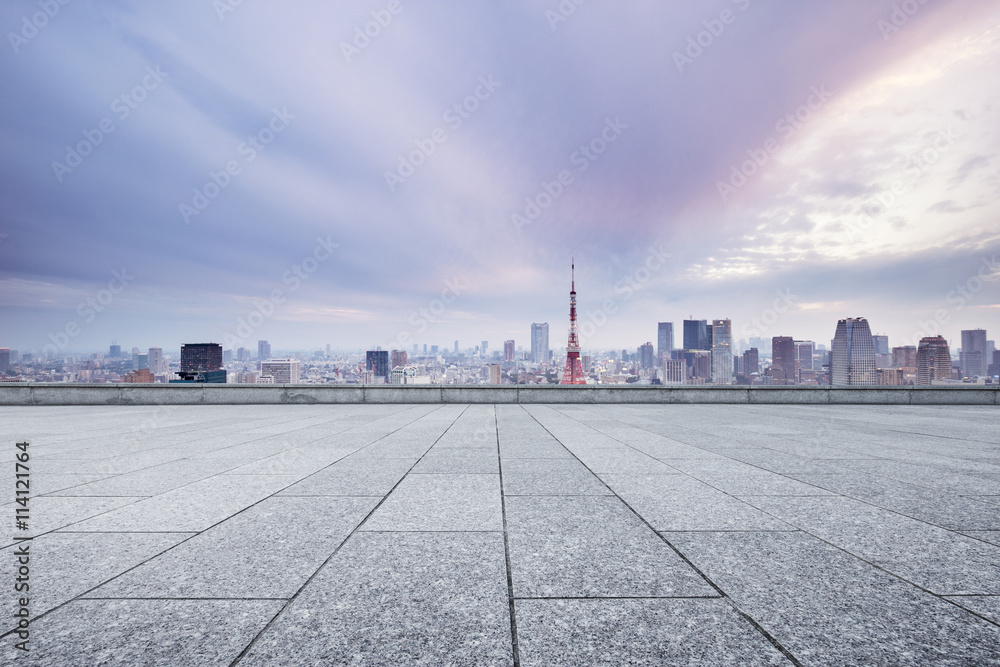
560 259 586 385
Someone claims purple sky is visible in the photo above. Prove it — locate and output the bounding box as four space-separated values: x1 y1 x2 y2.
1 0 998 355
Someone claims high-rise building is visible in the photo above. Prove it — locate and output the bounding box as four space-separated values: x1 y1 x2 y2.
987 350 1000 378
260 359 300 384
504 340 515 362
742 348 759 376
488 364 502 385
454 340 459 353
391 350 408 369
0 348 9 374
892 346 917 369
872 334 891 368
960 329 988 378
430 345 439 355
638 342 655 370
711 319 733 384
560 261 585 384
917 335 951 385
180 343 223 372
109 344 121 358
258 340 271 361
794 340 816 378
831 318 876 386
657 323 674 360
771 336 796 385
481 341 488 357
531 323 549 364
366 350 390 383
683 320 709 351
136 354 149 370
147 347 164 375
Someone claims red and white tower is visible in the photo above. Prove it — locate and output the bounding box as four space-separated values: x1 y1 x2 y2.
560 259 586 385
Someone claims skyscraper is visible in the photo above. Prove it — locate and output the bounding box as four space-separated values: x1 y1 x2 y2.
109 344 121 358
771 336 796 385
0 348 9 374
742 348 759 375
638 342 655 370
560 261 586 384
258 340 271 361
960 329 988 378
531 323 549 364
147 347 164 375
657 322 674 360
711 319 733 384
872 334 890 368
504 340 515 362
366 350 389 383
683 320 709 351
892 345 917 369
917 335 952 385
390 350 408 369
481 341 488 356
831 318 876 386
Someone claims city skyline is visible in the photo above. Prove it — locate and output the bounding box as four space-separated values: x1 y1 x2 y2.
1 2 999 352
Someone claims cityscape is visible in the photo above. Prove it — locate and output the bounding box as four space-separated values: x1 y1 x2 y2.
2 267 996 387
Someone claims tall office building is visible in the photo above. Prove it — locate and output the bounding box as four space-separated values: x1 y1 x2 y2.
831 318 877 386
366 350 390 383
662 358 685 385
147 347 164 375
960 329 988 378
488 364 502 385
917 336 951 385
258 340 271 361
657 323 674 360
109 344 121 358
454 340 459 353
390 350 408 369
260 359 300 384
638 342 655 370
711 319 733 384
795 340 816 373
531 323 549 364
742 348 759 376
683 320 709 351
481 341 488 357
504 340 515 362
772 336 796 385
892 346 917 369
872 334 891 368
180 343 223 372
0 348 9 374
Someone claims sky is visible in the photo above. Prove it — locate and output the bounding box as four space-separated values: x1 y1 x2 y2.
1 0 999 356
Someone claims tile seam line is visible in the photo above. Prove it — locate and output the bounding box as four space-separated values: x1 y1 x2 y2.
523 404 805 667
228 403 470 666
498 404 522 667
0 405 448 642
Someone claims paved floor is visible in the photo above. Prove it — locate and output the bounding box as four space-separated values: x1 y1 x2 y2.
2 403 1000 665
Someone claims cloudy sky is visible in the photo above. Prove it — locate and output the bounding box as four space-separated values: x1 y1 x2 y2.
1 0 998 355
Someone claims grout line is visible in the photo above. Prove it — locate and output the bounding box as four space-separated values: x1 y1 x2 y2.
496 404 522 667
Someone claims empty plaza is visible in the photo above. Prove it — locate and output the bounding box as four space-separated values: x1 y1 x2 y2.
3 402 1000 665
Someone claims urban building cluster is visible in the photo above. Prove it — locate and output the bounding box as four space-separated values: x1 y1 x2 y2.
1 269 995 386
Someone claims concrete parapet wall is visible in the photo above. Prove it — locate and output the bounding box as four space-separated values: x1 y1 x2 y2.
0 384 997 405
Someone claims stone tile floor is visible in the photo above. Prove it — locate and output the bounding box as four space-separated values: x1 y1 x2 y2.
2 403 999 665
